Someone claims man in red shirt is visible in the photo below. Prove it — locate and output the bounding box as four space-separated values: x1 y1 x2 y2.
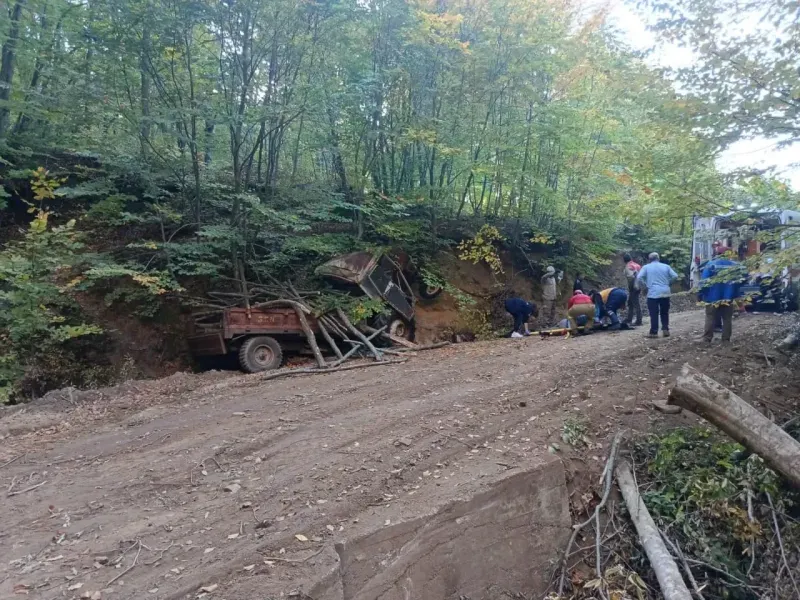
567 290 594 334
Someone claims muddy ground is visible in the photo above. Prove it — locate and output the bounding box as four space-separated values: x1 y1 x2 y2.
1 310 798 600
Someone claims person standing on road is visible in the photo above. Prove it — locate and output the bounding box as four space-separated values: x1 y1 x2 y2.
504 297 537 338
636 252 679 338
623 253 642 326
540 266 559 327
697 254 745 343
567 289 595 335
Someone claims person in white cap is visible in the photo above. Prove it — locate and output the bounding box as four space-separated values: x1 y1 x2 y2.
540 265 559 326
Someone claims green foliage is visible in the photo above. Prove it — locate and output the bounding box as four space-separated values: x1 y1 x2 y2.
348 298 389 324
82 263 183 317
84 194 137 226
457 225 505 273
618 225 691 269
642 0 799 148
418 265 474 307
0 0 792 397
0 212 101 401
635 428 798 596
561 418 589 447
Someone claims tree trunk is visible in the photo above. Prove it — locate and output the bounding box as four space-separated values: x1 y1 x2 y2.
204 120 214 165
335 309 382 361
668 364 800 487
0 0 27 139
139 26 151 156
616 461 692 600
13 1 48 135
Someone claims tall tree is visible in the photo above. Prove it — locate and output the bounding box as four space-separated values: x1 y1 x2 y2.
640 0 800 149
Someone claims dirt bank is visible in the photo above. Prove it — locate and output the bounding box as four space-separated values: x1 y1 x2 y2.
1 310 797 599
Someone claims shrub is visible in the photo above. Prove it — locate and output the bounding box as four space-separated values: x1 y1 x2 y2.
0 210 102 401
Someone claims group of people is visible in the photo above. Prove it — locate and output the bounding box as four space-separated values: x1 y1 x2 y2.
504 252 684 338
504 248 746 342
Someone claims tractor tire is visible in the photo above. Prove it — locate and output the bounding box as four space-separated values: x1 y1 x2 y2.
418 283 443 300
389 318 414 341
238 336 283 373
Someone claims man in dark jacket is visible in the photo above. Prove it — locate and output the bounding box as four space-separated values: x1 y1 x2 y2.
504 297 538 337
623 253 642 326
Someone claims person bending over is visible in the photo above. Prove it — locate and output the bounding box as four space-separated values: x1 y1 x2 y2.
567 290 595 335
504 297 537 337
591 287 628 331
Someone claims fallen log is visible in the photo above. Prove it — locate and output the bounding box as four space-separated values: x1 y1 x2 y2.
318 314 348 339
381 341 452 356
616 461 692 600
317 321 343 360
328 327 386 368
336 309 383 360
362 325 419 349
668 363 800 488
258 358 406 382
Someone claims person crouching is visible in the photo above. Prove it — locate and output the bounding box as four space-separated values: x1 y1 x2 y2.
504 297 538 337
591 287 628 331
567 290 595 335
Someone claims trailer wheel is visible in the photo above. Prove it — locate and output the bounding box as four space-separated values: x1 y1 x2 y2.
238 336 283 373
418 283 443 300
389 318 414 341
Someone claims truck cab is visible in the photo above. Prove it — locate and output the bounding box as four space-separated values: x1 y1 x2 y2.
691 209 800 311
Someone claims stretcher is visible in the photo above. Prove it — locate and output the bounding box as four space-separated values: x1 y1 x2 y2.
528 321 634 338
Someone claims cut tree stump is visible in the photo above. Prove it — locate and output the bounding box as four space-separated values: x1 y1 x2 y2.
668 363 800 488
616 461 692 600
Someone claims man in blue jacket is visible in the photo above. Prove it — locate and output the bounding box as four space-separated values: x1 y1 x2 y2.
697 254 746 343
504 297 538 337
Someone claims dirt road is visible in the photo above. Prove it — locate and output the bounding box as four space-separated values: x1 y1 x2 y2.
1 311 794 600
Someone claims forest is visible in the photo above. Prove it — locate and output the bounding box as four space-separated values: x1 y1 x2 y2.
0 0 799 400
